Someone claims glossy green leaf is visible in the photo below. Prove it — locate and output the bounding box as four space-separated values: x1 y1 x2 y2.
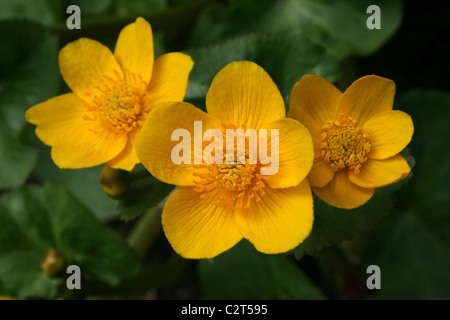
0 21 59 133
294 149 414 259
0 183 140 299
0 120 37 189
31 143 118 221
0 21 59 189
190 0 402 59
185 32 341 103
44 182 141 286
199 240 325 299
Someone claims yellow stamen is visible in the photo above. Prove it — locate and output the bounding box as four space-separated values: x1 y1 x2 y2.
321 114 371 175
88 70 150 134
193 127 267 209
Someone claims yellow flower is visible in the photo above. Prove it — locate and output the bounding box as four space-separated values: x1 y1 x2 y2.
26 18 193 171
288 75 414 209
136 61 314 259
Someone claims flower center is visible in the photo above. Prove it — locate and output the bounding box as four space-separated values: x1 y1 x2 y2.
193 130 267 210
321 115 371 175
87 71 151 135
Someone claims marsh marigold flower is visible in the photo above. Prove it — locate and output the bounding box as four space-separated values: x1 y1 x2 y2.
26 18 193 170
136 61 314 259
288 75 413 209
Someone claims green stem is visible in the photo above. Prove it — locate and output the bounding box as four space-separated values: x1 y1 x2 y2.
127 206 163 258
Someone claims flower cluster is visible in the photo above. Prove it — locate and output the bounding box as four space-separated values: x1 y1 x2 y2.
26 18 414 259
26 18 193 171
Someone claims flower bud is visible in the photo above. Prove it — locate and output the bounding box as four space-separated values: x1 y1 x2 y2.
100 165 130 199
41 250 66 277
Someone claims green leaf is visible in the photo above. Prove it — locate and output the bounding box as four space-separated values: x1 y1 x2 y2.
394 90 450 245
118 174 174 221
190 0 402 59
0 0 54 25
293 149 414 259
0 20 60 133
0 21 58 190
73 0 114 16
31 143 118 222
0 22 58 188
43 182 141 286
0 183 140 299
0 120 37 189
0 251 59 299
185 32 341 103
361 90 450 299
0 185 57 299
199 240 325 299
365 212 450 299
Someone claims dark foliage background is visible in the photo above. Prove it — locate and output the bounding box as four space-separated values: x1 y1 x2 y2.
0 0 448 300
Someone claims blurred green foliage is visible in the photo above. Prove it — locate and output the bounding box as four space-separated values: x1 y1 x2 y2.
0 0 448 300
200 241 325 299
0 182 140 299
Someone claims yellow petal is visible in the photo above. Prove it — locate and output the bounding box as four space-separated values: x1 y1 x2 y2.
288 74 342 132
338 75 395 125
235 180 313 254
51 124 127 169
162 186 242 259
308 159 335 188
312 170 374 209
348 154 411 188
136 101 222 186
261 118 314 189
363 110 414 159
107 128 140 171
312 131 325 161
25 93 87 146
206 61 285 129
114 17 153 83
145 52 194 109
59 38 123 102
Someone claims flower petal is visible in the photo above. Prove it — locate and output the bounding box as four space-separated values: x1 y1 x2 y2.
338 75 395 125
348 154 411 188
363 110 414 159
312 170 374 209
25 93 87 146
51 124 127 169
114 17 153 83
235 180 313 254
107 128 140 171
288 74 342 132
136 101 222 186
206 61 285 129
261 118 314 189
162 187 242 259
59 38 123 101
145 52 194 109
308 159 335 188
